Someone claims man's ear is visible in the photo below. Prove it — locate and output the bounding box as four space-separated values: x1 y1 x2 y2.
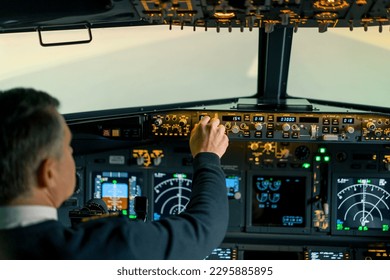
37 158 57 189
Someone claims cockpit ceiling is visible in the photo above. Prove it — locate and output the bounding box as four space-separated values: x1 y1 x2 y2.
1 0 390 34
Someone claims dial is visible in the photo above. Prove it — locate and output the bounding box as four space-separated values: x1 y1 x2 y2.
256 180 271 191
294 145 310 160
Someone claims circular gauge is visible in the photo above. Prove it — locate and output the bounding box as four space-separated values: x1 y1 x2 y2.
336 178 390 231
269 180 282 191
256 193 268 203
294 145 310 160
268 193 281 203
153 172 192 220
257 180 271 191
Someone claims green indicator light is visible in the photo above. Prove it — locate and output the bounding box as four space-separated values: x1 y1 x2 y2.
302 163 311 169
315 156 321 162
344 227 350 231
383 225 389 232
173 173 187 179
319 147 326 154
337 224 343 230
358 179 371 184
129 214 137 219
113 180 117 184
364 226 368 231
122 209 128 215
323 156 330 162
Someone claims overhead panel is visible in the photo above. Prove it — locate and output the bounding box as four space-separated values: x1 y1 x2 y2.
0 0 389 33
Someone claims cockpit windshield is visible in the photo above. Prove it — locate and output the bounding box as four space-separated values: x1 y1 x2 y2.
288 27 390 109
0 26 258 114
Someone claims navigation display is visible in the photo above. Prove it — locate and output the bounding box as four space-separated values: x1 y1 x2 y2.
153 173 242 220
335 177 390 234
153 172 193 221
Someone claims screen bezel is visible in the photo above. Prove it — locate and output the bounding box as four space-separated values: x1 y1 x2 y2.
246 171 311 234
331 174 390 237
90 170 144 219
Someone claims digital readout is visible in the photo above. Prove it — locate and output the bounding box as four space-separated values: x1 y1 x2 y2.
222 115 242 122
299 117 319 123
253 116 265 122
276 116 296 122
342 118 354 124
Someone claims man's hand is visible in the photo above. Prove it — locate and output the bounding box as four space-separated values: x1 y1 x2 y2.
189 114 229 158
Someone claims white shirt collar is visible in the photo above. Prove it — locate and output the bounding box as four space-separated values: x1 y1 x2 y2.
0 205 58 230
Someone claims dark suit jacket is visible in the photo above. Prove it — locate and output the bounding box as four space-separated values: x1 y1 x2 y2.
0 152 228 259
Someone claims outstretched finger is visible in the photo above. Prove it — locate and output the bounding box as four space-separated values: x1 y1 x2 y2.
209 113 221 127
199 115 211 125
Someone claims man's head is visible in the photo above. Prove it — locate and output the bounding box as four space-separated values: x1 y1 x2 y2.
0 88 76 207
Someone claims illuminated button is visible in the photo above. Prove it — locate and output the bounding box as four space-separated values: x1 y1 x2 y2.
112 129 121 137
266 131 274 138
291 132 299 138
323 118 330 125
255 131 262 138
283 132 290 138
323 134 338 141
322 126 330 133
332 118 339 125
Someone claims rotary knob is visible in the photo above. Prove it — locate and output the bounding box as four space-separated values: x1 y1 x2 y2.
366 122 376 131
250 142 259 151
154 118 163 126
254 123 263 130
264 142 273 152
346 126 355 134
231 124 240 134
282 123 291 132
179 118 187 126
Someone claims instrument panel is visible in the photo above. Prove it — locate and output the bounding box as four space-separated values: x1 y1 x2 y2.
150 110 390 142
61 107 390 260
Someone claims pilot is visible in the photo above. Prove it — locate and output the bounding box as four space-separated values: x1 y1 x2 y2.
0 88 229 259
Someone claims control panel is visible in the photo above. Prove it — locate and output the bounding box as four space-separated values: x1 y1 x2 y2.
63 108 390 260
150 111 390 142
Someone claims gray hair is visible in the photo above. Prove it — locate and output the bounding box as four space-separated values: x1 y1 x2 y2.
0 88 63 205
